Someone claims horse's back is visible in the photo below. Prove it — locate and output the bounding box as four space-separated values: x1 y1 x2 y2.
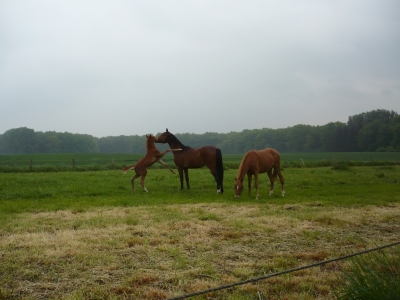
253 148 280 172
174 145 217 168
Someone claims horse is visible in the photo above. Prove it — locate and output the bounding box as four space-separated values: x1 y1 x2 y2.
123 134 181 192
155 129 224 193
234 148 285 199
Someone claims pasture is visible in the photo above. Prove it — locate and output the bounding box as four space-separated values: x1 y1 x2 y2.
0 152 399 172
0 162 399 299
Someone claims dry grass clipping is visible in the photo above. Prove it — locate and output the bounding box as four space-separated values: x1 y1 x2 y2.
1 203 399 299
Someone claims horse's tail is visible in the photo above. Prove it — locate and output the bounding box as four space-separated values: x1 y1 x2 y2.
216 148 224 193
122 165 135 174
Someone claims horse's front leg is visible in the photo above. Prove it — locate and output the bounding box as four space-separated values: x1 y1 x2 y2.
159 148 182 156
178 168 185 191
184 168 190 189
247 174 252 197
254 173 259 200
157 159 175 174
267 170 274 196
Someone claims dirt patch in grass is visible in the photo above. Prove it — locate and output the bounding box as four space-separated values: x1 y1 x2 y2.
1 203 399 299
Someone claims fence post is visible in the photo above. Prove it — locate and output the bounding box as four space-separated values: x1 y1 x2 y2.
72 158 75 168
300 158 305 167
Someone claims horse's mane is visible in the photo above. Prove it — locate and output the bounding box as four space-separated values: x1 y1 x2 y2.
237 151 251 178
167 132 187 148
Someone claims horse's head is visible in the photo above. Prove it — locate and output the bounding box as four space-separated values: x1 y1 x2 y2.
145 134 158 150
234 177 244 198
146 134 157 142
155 128 171 144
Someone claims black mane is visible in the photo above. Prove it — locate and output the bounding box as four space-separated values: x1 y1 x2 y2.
167 132 189 149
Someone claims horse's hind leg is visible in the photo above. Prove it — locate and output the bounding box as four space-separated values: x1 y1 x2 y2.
139 174 148 192
130 174 140 191
267 170 274 196
210 168 222 194
277 169 285 197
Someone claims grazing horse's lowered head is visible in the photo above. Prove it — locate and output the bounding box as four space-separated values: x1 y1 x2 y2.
234 177 244 198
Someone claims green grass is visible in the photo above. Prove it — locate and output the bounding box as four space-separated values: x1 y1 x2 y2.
0 166 399 217
335 248 400 299
0 165 399 299
0 152 399 172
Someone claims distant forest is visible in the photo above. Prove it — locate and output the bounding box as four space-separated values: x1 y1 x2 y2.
0 109 399 154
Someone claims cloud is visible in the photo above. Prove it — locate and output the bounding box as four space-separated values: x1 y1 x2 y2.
1 0 399 137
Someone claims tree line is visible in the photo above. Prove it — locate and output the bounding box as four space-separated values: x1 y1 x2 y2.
0 109 399 155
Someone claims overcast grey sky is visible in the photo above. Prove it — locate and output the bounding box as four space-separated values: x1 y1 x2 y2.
1 1 399 137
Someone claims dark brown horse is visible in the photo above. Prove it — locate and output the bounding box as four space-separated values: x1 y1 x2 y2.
123 134 181 192
234 148 285 199
155 129 224 193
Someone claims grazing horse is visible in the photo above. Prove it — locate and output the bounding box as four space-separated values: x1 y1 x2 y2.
234 148 285 199
123 134 181 192
155 129 224 193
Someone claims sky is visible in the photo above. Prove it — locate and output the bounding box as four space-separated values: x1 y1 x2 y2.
1 1 399 137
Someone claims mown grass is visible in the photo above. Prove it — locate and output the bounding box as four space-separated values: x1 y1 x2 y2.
0 166 399 299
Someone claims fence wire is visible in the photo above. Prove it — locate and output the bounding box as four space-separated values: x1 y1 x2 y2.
168 241 400 300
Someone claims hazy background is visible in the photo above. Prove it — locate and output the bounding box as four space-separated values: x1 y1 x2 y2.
1 0 399 137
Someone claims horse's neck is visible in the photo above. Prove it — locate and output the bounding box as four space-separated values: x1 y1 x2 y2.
167 137 184 149
146 142 157 152
236 160 249 180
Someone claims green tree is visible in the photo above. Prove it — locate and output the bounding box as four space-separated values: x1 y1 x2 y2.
0 127 38 154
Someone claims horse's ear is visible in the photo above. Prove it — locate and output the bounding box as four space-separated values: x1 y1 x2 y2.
166 128 169 132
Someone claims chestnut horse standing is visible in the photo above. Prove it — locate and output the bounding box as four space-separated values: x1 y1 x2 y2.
234 148 285 199
123 134 181 192
155 129 224 193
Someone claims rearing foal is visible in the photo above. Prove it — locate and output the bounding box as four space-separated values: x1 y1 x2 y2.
155 129 224 193
123 134 181 192
234 148 285 199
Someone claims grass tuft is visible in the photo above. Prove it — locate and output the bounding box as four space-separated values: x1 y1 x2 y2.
334 248 400 300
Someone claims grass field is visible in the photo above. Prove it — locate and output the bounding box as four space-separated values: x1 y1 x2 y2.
0 164 399 299
0 152 399 172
